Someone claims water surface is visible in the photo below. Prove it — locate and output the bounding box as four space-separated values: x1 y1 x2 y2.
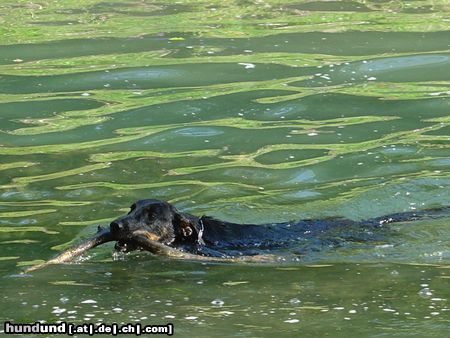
0 1 449 336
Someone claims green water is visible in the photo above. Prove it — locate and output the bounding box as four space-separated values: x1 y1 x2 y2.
1 0 450 336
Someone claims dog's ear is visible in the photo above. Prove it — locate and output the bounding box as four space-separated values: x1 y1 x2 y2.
173 209 196 238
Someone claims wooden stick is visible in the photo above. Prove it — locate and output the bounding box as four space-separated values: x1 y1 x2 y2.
132 231 276 263
23 228 114 274
23 228 276 274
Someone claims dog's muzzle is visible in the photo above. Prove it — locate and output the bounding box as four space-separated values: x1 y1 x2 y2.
110 220 129 237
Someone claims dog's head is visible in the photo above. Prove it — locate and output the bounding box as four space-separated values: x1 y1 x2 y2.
110 199 199 252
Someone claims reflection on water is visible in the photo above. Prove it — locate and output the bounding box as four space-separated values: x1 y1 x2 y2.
0 0 449 337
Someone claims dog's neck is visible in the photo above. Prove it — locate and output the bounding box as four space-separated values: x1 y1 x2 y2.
192 215 279 248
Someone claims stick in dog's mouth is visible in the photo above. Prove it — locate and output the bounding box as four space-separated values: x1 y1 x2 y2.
21 227 174 274
21 227 210 273
22 228 276 274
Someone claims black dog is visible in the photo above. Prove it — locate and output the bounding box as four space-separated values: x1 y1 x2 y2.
109 199 444 258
